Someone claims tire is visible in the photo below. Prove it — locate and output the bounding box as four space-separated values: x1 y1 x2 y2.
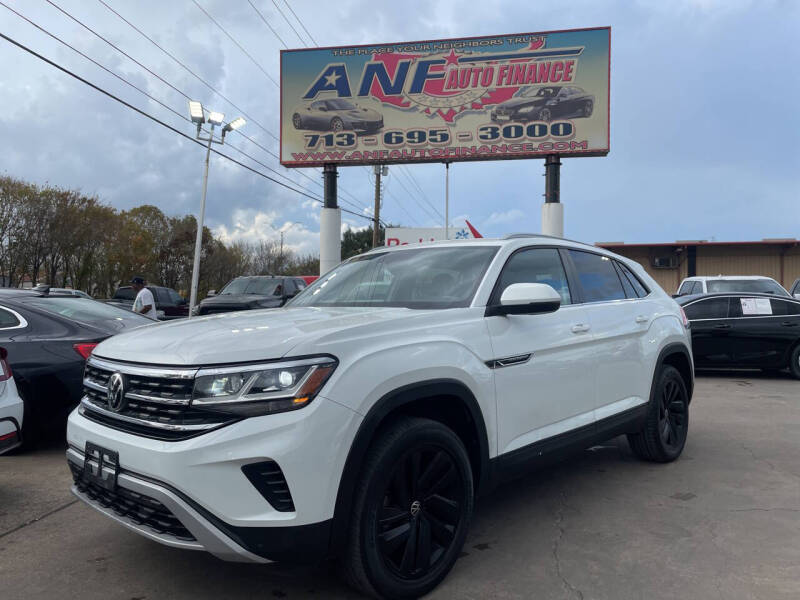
627 365 689 463
582 100 593 117
789 344 800 379
331 117 344 132
538 108 552 122
292 113 303 129
343 417 474 600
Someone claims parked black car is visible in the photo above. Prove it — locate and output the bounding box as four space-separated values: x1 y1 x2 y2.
790 278 800 299
677 292 800 377
0 289 152 445
196 276 307 315
105 285 189 320
491 85 595 123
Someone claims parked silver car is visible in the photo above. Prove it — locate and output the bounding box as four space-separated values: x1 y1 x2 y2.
291 99 383 133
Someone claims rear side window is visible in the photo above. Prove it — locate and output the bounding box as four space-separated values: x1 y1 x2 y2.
0 307 21 329
494 248 572 305
770 299 800 316
568 250 625 303
684 298 730 320
617 262 649 298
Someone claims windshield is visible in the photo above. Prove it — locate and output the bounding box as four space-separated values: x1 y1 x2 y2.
327 99 356 110
22 297 152 327
706 279 789 295
220 278 282 296
522 86 560 98
290 246 498 309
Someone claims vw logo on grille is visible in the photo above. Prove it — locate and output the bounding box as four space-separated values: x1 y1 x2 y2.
106 372 127 412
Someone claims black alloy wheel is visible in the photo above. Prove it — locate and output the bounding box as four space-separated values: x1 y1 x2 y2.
582 100 594 117
378 445 462 580
627 365 689 462
292 113 303 129
331 117 344 132
538 108 552 122
789 344 800 379
344 417 473 600
658 377 687 454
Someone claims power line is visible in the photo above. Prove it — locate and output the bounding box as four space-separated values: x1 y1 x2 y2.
0 31 378 224
398 165 444 220
96 0 278 143
96 0 368 213
282 0 319 46
0 2 333 206
247 0 287 48
270 0 306 45
190 0 278 86
391 173 441 223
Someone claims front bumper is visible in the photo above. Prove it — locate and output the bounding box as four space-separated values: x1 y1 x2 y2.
347 118 383 131
66 395 361 561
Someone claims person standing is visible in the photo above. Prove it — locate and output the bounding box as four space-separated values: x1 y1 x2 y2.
130 277 157 320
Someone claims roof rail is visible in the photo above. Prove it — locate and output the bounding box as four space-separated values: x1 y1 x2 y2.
503 233 593 247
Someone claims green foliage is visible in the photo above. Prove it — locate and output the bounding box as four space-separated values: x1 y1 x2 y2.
0 175 322 298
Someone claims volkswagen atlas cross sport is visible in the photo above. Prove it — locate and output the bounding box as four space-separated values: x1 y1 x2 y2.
67 235 694 600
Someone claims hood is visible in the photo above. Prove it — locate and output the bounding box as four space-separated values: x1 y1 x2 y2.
346 108 380 119
499 97 546 110
200 294 279 306
93 306 437 366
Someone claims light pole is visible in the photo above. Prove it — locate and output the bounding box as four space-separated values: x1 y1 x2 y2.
187 101 244 317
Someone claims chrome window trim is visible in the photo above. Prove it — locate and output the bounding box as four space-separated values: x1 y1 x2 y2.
88 356 198 379
80 397 222 431
0 306 28 330
683 294 800 321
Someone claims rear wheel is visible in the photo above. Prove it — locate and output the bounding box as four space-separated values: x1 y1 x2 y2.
627 365 689 462
331 117 344 132
538 108 552 122
344 417 473 599
582 99 594 117
789 344 800 379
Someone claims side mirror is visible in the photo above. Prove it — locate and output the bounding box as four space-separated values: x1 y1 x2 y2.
318 106 327 112
486 283 561 317
207 290 216 297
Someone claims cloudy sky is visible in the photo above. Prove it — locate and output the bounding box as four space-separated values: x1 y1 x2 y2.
1 0 798 255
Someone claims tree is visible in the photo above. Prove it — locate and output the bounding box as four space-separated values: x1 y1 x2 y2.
341 225 386 260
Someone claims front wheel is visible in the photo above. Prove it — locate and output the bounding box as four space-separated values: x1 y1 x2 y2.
789 344 800 379
344 417 474 600
330 117 344 132
538 108 552 122
581 100 593 117
292 113 303 129
627 365 689 462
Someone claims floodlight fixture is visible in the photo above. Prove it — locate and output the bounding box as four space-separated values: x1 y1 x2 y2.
223 117 246 133
208 111 225 126
188 100 205 124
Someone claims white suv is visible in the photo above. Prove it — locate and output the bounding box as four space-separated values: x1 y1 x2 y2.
676 275 789 297
67 236 693 599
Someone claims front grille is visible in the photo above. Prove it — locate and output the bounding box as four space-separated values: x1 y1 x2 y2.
82 358 238 441
69 461 195 541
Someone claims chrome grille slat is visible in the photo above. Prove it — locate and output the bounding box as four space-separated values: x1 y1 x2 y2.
82 357 238 440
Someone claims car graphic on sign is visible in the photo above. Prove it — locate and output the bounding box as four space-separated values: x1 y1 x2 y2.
291 99 384 133
491 85 595 122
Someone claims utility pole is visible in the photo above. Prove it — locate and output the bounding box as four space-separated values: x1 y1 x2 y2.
372 165 383 248
445 162 450 239
541 154 563 237
320 164 341 275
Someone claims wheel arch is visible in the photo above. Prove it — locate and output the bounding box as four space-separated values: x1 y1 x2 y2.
655 343 694 403
328 378 490 556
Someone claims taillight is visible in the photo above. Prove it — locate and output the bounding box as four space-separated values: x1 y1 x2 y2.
679 307 690 329
73 343 98 360
0 347 11 382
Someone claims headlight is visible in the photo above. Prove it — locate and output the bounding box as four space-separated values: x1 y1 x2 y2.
192 356 337 416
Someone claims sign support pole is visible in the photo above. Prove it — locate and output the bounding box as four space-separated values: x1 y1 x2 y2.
372 165 381 248
320 164 341 275
445 162 450 240
542 154 563 238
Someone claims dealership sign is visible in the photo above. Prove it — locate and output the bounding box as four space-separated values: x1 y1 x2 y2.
385 221 482 246
280 28 609 167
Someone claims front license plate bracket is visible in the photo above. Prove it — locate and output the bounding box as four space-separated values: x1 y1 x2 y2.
82 441 119 491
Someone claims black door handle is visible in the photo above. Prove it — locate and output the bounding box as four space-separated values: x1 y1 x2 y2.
713 324 731 329
781 321 799 327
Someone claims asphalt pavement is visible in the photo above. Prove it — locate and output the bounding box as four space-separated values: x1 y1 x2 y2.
1 372 799 599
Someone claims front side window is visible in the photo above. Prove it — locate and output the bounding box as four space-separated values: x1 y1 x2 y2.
684 298 730 320
290 246 498 310
493 248 572 305
326 99 356 110
769 299 800 316
568 250 625 303
678 281 694 295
